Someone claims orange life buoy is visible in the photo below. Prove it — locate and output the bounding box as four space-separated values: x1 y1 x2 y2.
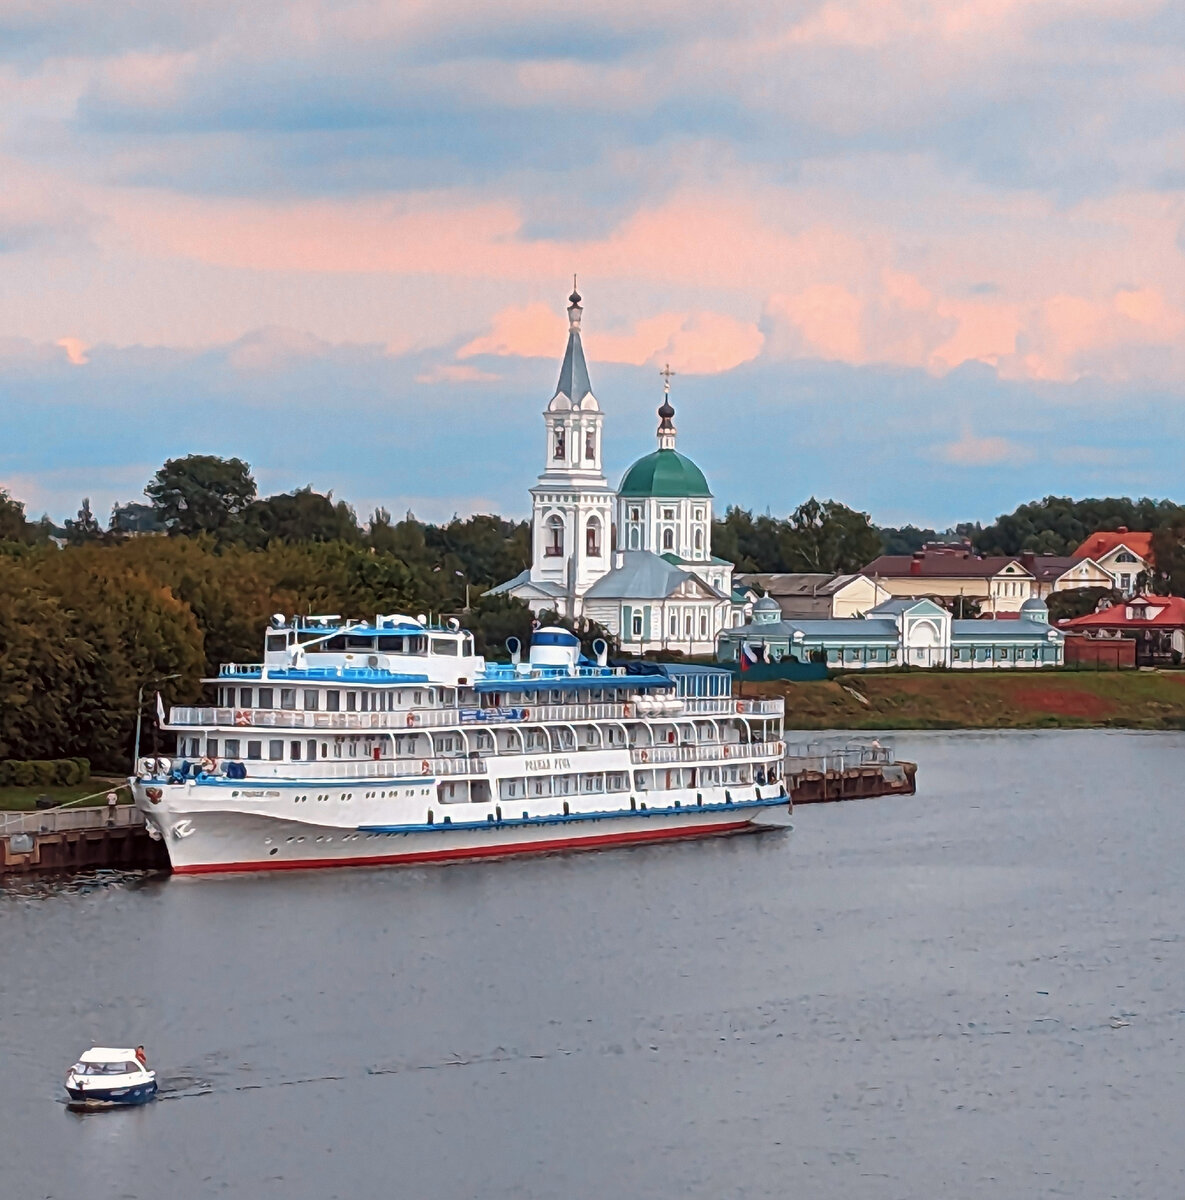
406 712 416 727
420 759 431 775
639 749 649 763
521 708 530 720
234 710 251 726
723 745 732 758
622 704 632 717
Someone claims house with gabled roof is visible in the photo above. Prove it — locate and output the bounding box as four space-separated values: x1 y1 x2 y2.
1071 528 1153 596
862 542 1036 614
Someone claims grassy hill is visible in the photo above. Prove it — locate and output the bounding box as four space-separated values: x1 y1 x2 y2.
751 670 1185 730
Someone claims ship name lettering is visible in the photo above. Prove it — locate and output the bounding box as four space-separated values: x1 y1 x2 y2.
525 757 571 771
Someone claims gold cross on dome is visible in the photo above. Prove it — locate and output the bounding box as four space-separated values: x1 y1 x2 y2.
659 363 676 394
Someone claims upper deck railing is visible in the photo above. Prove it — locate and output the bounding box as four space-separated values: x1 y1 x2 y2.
630 740 784 766
165 696 784 730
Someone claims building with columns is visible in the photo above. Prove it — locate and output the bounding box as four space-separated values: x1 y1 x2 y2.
489 288 747 654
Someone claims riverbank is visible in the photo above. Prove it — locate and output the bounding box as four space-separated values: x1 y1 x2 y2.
0 778 130 812
750 668 1185 730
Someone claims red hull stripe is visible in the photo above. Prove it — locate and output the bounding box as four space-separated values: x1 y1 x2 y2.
171 819 755 875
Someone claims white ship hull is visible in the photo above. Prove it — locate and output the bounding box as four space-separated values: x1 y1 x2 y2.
134 781 791 875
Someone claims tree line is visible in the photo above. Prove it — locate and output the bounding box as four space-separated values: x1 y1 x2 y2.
4 454 1185 768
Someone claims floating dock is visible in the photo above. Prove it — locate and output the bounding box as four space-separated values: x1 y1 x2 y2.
0 807 168 875
784 740 917 805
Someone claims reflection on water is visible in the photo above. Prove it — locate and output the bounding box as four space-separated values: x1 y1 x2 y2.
2 730 1183 1199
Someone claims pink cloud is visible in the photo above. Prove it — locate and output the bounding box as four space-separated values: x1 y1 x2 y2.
56 336 89 365
937 432 1034 467
459 304 762 375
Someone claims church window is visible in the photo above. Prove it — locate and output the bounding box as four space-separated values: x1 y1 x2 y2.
545 515 564 557
685 614 693 636
586 517 601 557
632 613 643 637
585 429 596 461
629 506 640 521
628 525 640 550
553 429 565 460
662 528 674 551
700 613 708 637
669 612 678 636
695 508 704 521
693 527 703 553
663 508 675 520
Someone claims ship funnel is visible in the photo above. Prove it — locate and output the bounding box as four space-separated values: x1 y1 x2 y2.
529 627 580 670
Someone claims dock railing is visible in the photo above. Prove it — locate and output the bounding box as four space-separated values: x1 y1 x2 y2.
0 804 144 835
783 738 897 774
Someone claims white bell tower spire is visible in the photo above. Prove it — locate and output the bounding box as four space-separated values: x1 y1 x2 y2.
527 283 615 613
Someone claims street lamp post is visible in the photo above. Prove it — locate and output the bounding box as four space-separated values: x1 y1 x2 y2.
132 674 181 771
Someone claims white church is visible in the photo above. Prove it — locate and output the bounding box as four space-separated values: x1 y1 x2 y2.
489 287 748 654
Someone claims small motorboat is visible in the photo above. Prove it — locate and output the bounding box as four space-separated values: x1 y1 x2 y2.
65 1047 157 1108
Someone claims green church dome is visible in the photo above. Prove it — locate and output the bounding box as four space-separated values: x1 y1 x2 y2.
619 449 711 498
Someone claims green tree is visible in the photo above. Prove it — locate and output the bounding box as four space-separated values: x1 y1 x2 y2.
64 497 103 545
0 489 30 542
1046 586 1120 622
779 498 883 573
146 454 257 538
243 487 361 547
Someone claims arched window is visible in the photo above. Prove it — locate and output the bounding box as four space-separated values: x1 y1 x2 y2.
693 527 703 553
553 428 565 461
586 517 601 557
662 528 674 552
584 428 596 461
545 515 564 557
628 525 640 550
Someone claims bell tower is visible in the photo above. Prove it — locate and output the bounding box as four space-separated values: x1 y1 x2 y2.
528 283 616 612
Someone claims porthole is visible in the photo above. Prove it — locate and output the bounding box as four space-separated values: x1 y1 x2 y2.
263 837 272 845
269 848 278 856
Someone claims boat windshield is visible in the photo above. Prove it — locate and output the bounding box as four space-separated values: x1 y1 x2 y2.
73 1061 139 1075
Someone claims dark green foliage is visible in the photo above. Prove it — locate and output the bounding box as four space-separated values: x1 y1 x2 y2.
146 454 258 538
1046 586 1121 622
64 498 103 545
0 759 90 787
878 525 940 554
243 487 361 547
972 496 1185 556
713 499 882 573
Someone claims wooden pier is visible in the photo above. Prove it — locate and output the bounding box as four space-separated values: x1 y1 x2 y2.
0 807 169 875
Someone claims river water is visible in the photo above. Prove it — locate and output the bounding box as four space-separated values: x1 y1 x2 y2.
1 730 1181 1199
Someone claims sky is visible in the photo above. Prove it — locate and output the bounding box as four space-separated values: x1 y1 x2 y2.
2 0 1185 528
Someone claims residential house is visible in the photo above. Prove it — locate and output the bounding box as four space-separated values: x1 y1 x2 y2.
1072 528 1153 596
735 572 891 619
863 542 1036 614
1021 554 1115 599
1060 594 1185 665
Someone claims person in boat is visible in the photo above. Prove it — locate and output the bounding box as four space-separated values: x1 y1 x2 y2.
135 1046 147 1067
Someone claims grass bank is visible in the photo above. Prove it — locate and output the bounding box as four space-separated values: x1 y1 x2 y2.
750 669 1185 731
0 778 131 812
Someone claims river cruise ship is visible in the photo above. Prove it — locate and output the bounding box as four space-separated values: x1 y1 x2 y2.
131 615 789 874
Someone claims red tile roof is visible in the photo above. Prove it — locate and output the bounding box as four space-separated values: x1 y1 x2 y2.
1061 595 1185 629
1071 530 1153 562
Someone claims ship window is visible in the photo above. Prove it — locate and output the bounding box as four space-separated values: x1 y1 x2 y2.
280 688 296 710
432 638 459 656
321 742 328 758
258 687 274 709
304 690 319 711
291 741 302 760
239 687 253 708
269 740 283 761
224 739 240 758
414 691 423 705
348 740 358 757
346 693 357 711
247 740 262 760
377 635 405 652
334 741 342 758
326 690 340 711
346 636 375 650
206 737 219 757
323 636 347 652
266 633 286 652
